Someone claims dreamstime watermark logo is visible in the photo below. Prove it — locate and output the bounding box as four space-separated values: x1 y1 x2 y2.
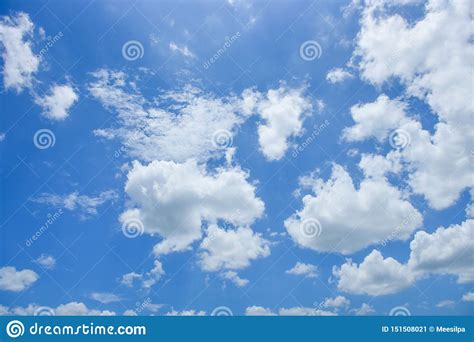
211 129 233 149
381 209 419 247
33 129 56 149
299 218 322 238
122 40 144 61
26 210 63 247
121 218 144 238
113 127 146 158
134 297 151 315
211 306 233 316
37 31 64 58
6 320 24 338
299 40 322 61
34 306 55 316
389 129 411 149
389 306 411 316
203 31 241 69
292 120 330 158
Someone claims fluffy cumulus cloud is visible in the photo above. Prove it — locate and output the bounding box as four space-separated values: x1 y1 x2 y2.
0 266 38 292
334 219 474 296
343 95 408 142
245 306 276 316
34 190 117 219
326 68 353 84
408 219 474 284
199 224 270 272
285 262 317 278
321 296 350 310
120 160 264 255
333 250 414 296
35 84 79 120
284 163 422 254
349 0 474 210
253 86 312 161
1 302 115 316
0 12 39 92
245 306 336 316
350 303 375 315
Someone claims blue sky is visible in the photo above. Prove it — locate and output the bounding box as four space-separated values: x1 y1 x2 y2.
0 0 473 316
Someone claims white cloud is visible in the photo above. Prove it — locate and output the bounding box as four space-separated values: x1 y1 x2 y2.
334 219 474 296
143 302 164 313
436 300 454 308
284 164 422 254
245 306 276 316
221 270 249 287
285 262 317 278
351 0 474 210
55 302 115 316
35 84 79 120
169 42 195 58
333 250 413 296
462 292 474 302
35 254 56 269
326 68 353 84
253 86 312 161
121 160 264 255
89 70 311 163
245 306 336 316
350 303 375 315
123 309 138 316
142 260 165 289
322 295 350 310
165 309 206 316
0 12 39 92
343 95 408 142
88 69 247 163
408 219 474 284
199 224 270 272
34 190 117 219
278 307 337 316
120 272 142 287
0 266 38 292
0 133 5 142
1 302 114 316
90 292 121 304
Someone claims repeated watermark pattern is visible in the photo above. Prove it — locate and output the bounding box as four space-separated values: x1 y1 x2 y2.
34 306 55 316
33 129 56 149
121 218 145 238
210 306 233 316
299 218 322 239
389 306 411 316
299 40 322 61
25 210 63 247
389 129 411 150
37 31 64 58
203 32 241 69
292 120 330 158
211 129 233 149
122 40 144 61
